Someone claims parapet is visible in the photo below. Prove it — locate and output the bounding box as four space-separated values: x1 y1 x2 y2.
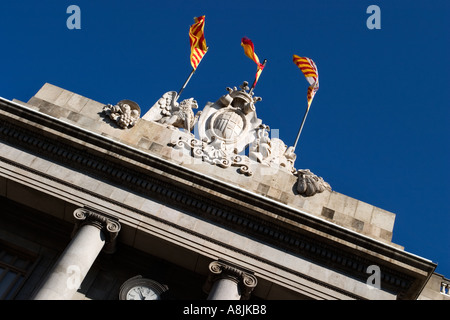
15 82 401 248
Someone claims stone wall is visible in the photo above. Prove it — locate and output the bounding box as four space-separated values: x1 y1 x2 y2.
418 273 450 300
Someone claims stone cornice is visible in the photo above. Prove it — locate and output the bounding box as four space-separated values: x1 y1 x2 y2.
0 98 436 299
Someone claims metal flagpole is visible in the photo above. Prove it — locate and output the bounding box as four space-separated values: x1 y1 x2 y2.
177 68 196 99
249 59 267 94
293 105 310 151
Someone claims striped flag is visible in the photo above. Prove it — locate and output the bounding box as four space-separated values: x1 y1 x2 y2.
189 16 208 70
241 37 265 86
293 55 319 110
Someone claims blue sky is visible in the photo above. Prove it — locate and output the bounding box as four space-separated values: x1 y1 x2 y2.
0 1 449 277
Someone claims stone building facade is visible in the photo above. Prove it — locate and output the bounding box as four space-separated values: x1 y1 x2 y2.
0 83 448 300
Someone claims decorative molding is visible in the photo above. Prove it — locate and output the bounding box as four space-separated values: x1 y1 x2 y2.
170 136 253 176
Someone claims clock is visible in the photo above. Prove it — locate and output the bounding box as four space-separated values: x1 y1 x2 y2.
119 275 168 300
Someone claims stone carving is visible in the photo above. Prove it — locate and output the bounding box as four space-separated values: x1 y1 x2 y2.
296 169 332 197
72 207 121 254
145 81 331 195
249 124 297 173
142 91 201 132
169 81 264 175
103 100 140 129
197 81 262 154
203 260 258 300
171 136 253 176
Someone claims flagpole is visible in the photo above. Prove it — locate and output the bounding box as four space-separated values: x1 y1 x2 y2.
177 68 196 99
293 105 310 151
249 59 267 94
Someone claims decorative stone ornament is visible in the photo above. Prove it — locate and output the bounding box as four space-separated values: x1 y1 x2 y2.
296 169 332 197
197 81 262 154
249 124 297 174
103 99 140 129
144 82 331 195
168 82 264 176
72 207 121 254
171 136 254 176
203 260 258 300
142 91 201 132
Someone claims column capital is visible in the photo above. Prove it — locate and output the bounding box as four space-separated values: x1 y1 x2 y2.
72 207 121 254
203 260 257 300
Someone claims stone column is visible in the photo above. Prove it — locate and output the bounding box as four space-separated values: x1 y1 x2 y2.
203 260 257 300
32 207 120 300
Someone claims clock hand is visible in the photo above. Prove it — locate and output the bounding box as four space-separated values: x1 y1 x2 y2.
138 288 145 300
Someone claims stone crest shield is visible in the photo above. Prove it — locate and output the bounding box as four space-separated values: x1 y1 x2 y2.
197 82 262 153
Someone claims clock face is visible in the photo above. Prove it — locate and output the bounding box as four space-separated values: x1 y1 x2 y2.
126 285 160 300
119 275 168 300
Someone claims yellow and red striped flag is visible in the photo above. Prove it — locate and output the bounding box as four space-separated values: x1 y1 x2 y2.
241 37 265 87
189 16 208 70
293 54 319 110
